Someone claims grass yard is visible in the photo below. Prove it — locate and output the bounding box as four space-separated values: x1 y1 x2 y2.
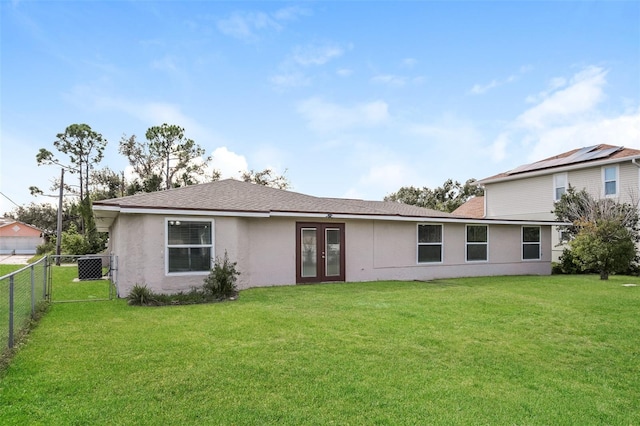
1 275 639 424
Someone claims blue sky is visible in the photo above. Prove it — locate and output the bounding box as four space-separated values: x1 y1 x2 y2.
1 0 639 213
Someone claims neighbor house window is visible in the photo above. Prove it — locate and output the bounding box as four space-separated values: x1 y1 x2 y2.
466 225 488 262
554 173 567 201
167 220 213 273
522 226 541 260
418 224 442 263
603 166 618 196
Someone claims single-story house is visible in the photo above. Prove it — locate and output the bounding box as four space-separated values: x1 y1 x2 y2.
93 179 561 296
0 218 45 255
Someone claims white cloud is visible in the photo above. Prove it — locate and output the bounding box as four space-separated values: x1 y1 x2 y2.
151 55 178 72
271 42 347 89
271 6 311 22
371 74 407 87
402 58 417 68
358 162 419 192
516 66 607 129
269 72 310 89
489 133 510 162
63 84 208 139
291 43 344 66
526 110 640 162
487 65 639 166
216 6 310 42
297 98 390 133
469 65 531 95
209 146 248 179
525 76 567 103
216 11 280 41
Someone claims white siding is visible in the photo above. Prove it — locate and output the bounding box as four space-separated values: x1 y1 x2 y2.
484 160 640 262
485 175 554 220
485 160 640 221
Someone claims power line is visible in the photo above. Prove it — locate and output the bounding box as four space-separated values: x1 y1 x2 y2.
0 191 21 208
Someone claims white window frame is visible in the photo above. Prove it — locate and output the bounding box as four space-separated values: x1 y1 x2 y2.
522 226 541 261
465 224 488 262
165 218 214 276
602 165 619 197
553 173 568 201
417 223 443 264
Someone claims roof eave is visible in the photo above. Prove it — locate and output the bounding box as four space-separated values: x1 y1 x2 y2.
478 155 640 185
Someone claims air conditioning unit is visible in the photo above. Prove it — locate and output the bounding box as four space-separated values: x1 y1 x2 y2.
78 257 103 280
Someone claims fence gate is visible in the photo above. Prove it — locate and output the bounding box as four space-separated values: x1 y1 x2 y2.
47 255 118 302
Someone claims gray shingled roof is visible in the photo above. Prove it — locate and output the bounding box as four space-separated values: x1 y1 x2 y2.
93 179 457 219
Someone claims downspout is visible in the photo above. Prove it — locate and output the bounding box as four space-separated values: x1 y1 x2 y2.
632 159 640 208
481 185 487 218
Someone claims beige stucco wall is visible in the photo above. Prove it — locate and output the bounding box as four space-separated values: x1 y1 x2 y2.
346 220 551 282
110 213 552 297
110 214 300 295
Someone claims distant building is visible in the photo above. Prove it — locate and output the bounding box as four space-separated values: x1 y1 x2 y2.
0 218 44 255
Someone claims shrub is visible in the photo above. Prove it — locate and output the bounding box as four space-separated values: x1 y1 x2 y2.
555 248 586 275
61 224 90 255
127 284 158 306
36 240 55 255
203 251 239 299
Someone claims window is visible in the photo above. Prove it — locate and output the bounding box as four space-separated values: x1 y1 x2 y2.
418 224 442 263
553 173 567 201
166 220 213 273
522 226 541 260
603 166 618 196
466 225 488 262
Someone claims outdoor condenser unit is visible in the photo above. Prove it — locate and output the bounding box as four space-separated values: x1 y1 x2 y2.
77 257 103 280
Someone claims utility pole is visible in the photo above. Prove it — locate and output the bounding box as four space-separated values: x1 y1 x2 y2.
55 168 64 266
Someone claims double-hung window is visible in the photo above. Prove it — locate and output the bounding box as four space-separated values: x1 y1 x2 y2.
418 224 443 263
553 173 567 201
603 166 618 197
522 226 541 260
167 220 213 273
466 225 488 262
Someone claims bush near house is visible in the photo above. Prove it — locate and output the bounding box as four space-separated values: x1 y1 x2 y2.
127 252 239 306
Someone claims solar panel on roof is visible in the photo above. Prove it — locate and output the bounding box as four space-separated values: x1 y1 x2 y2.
506 145 623 176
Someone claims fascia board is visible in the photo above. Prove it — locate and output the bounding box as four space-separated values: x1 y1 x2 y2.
92 205 121 212
271 211 568 226
115 207 270 218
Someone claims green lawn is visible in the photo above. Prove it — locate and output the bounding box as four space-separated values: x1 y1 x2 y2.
1 275 639 425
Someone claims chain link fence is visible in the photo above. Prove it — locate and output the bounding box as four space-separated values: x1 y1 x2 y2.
47 255 117 302
1 257 48 351
2 254 118 352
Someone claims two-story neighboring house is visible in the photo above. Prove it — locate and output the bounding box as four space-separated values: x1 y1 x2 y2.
469 144 640 260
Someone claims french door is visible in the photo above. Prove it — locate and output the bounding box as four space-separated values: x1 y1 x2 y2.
296 223 345 283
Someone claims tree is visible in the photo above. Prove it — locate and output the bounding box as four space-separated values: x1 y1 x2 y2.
384 178 483 213
119 125 212 192
91 167 125 201
570 219 636 280
36 124 107 203
118 134 164 193
6 203 59 233
241 168 290 189
553 186 639 279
